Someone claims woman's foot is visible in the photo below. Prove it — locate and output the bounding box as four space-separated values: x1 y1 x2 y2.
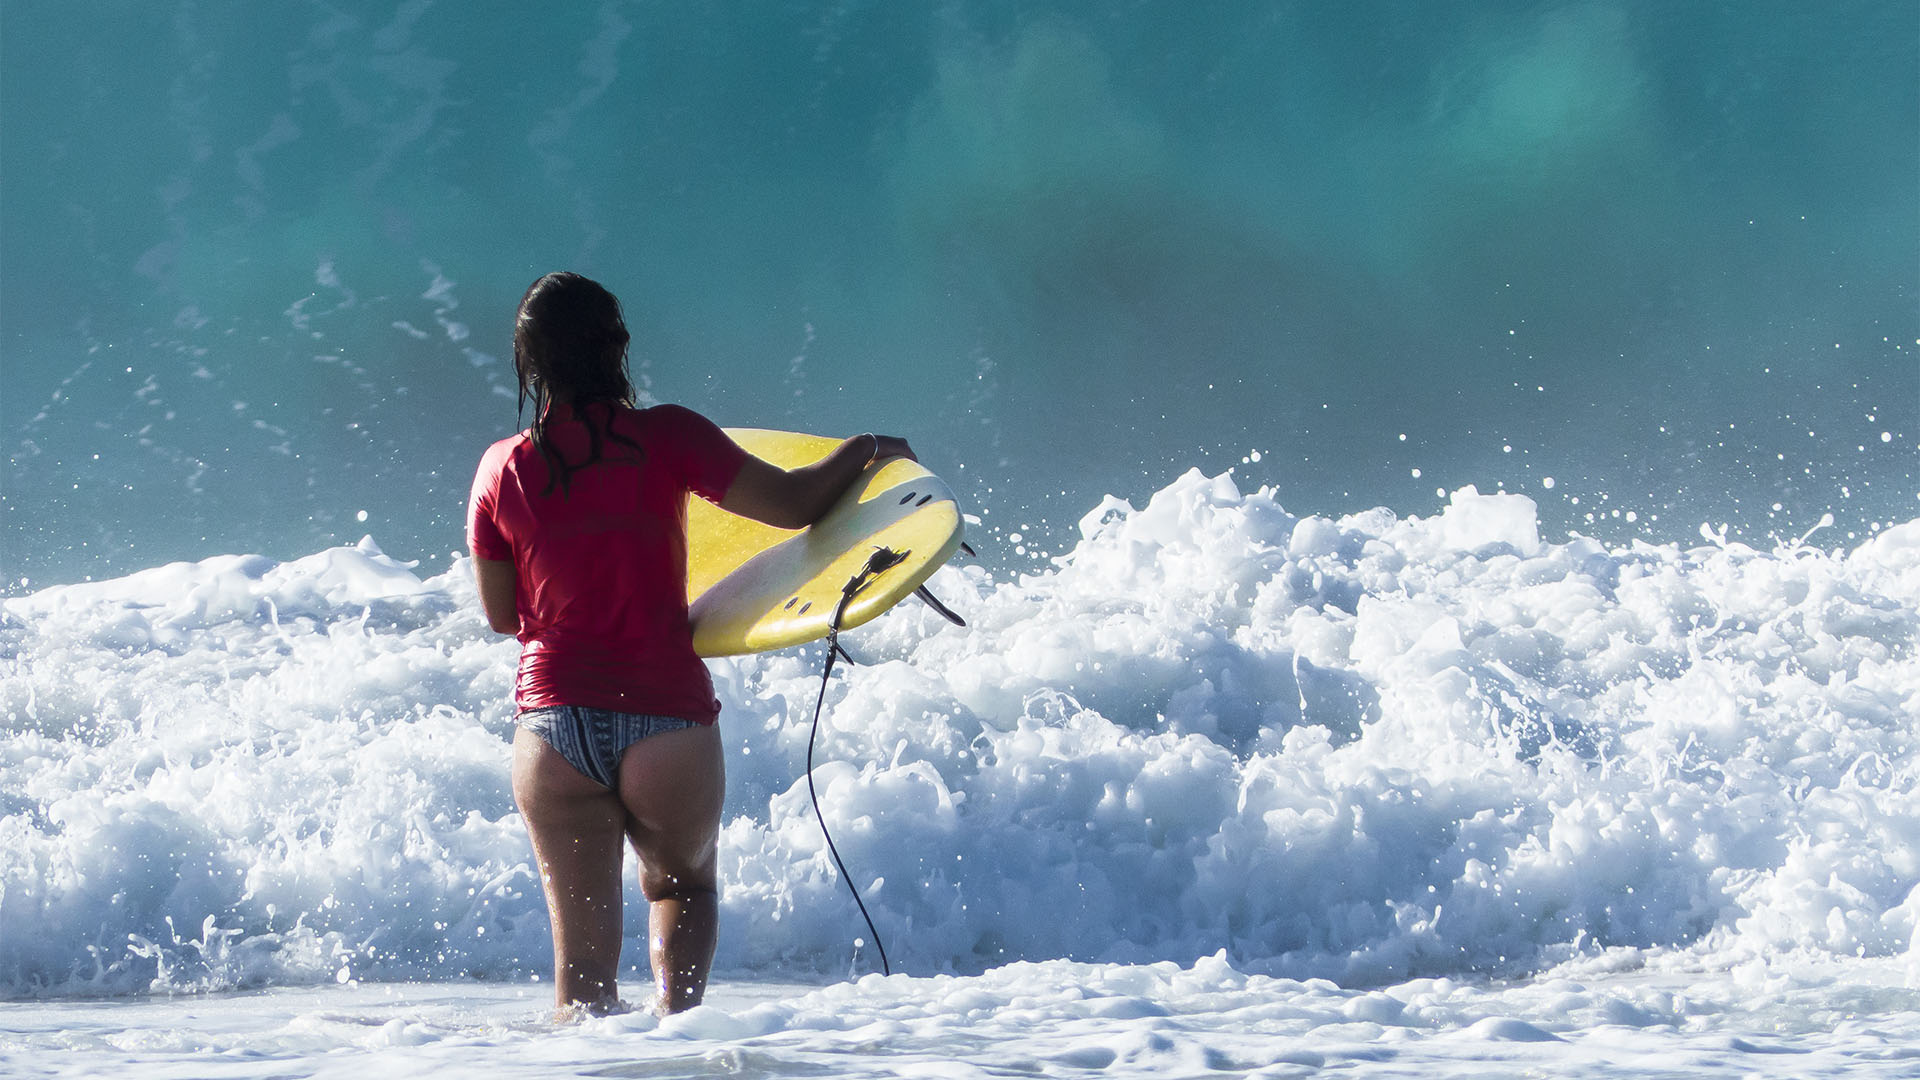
551 996 631 1024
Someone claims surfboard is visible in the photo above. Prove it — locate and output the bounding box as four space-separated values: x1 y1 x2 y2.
686 429 965 657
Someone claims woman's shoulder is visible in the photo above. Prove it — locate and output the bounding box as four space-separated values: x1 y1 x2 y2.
630 402 725 438
479 428 532 464
633 401 708 423
471 429 532 500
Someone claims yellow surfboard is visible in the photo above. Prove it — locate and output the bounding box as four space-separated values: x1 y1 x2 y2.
687 429 965 657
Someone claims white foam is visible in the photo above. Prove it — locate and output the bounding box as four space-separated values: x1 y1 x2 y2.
4 470 1917 1002
1 956 1912 1078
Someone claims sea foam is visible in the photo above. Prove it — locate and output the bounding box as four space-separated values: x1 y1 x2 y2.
3 473 1916 996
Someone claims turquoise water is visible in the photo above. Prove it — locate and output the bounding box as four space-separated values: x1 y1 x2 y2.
3 1 1914 588
5 15 1920 1067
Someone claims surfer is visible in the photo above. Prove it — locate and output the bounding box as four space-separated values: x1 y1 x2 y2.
467 271 914 1017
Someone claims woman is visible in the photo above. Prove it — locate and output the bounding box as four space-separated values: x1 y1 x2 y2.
467 271 914 1016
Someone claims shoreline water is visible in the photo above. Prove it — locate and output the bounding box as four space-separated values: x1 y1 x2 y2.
3 954 1915 1079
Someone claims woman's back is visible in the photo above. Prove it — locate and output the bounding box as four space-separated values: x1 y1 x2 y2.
469 401 746 718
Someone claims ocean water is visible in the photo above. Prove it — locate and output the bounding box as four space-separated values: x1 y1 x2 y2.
1 1 1914 589
3 2 1917 1076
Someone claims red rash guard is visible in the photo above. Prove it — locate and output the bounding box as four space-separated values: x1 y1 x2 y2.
467 402 749 721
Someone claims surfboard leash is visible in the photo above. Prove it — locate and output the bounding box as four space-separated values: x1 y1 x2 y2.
806 545 909 977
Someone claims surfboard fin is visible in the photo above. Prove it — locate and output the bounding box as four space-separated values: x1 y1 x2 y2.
913 585 966 627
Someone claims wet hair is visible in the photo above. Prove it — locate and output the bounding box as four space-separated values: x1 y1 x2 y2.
512 271 644 494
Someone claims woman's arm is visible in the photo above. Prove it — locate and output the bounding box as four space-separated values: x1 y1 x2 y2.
474 557 520 634
719 433 915 530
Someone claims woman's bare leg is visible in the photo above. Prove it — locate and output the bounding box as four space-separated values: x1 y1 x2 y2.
616 722 725 1013
512 726 628 1014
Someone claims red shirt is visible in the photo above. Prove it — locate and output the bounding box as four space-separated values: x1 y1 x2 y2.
467 402 748 721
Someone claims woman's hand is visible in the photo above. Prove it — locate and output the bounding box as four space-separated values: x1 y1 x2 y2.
872 434 916 463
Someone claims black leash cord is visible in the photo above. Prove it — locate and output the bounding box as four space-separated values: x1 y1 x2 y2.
804 548 907 978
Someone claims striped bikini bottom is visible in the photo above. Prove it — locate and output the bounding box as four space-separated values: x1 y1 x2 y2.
515 705 700 788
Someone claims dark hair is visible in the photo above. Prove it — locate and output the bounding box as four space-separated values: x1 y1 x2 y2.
513 272 643 494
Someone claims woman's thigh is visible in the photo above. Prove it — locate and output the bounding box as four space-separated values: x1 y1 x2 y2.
617 722 725 897
511 726 629 927
513 724 627 835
